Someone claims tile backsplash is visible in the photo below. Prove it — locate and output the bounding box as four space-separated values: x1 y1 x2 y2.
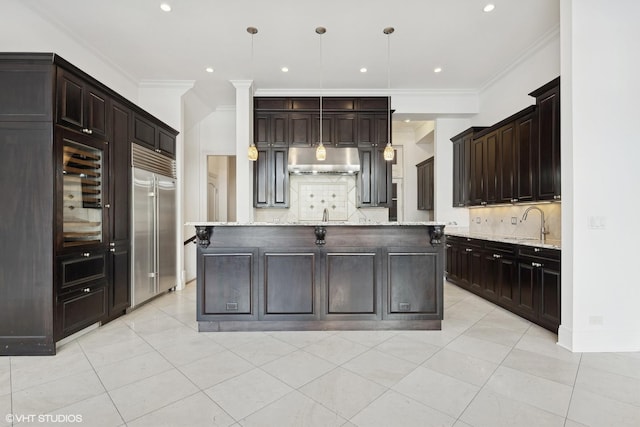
253 175 389 223
468 203 561 241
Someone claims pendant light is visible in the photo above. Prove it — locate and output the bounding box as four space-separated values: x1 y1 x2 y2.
315 26 327 161
383 27 395 162
247 26 259 161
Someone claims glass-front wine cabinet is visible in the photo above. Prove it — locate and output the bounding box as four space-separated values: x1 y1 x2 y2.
58 129 106 249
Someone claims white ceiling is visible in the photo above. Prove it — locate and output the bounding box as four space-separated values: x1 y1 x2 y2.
23 0 559 112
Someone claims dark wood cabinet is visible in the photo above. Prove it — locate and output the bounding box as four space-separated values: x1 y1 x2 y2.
107 100 132 317
56 68 108 139
451 127 485 207
451 78 559 207
358 147 392 208
132 112 177 158
254 147 289 208
288 113 312 147
253 97 392 209
445 235 560 332
195 224 445 330
416 157 434 210
0 53 178 355
530 78 561 201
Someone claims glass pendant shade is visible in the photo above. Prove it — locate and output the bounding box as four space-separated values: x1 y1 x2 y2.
315 142 326 161
248 143 258 161
383 142 394 161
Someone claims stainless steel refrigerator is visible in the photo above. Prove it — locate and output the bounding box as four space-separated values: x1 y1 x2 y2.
131 144 177 308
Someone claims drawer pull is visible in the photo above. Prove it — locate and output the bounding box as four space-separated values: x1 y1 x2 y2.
534 248 541 252
82 252 90 257
83 288 91 293
110 248 116 253
466 248 473 252
493 254 502 259
445 244 452 248
81 128 93 135
531 262 543 268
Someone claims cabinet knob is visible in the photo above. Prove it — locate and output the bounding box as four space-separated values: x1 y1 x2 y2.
82 252 90 257
511 198 518 203
466 248 473 252
82 128 93 135
104 203 111 208
83 288 90 293
481 201 487 206
109 242 115 247
531 262 543 268
554 195 561 200
155 149 161 153
110 248 116 253
493 254 502 259
534 248 541 252
445 244 452 248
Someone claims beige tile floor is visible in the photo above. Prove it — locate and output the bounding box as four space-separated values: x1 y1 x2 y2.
2 281 640 427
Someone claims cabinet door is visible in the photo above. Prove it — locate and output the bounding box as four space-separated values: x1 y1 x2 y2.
334 113 357 147
375 147 393 207
481 252 499 301
56 69 107 139
485 131 499 204
417 163 426 210
271 148 289 207
253 148 269 207
516 261 538 320
536 86 561 200
132 113 156 151
254 114 270 147
55 282 108 340
498 123 516 203
263 252 316 316
497 257 518 309
271 114 288 147
539 264 561 331
289 113 312 147
416 158 434 211
326 250 378 315
469 249 483 294
158 127 176 157
57 70 84 130
471 137 485 205
312 113 334 145
386 251 439 316
357 113 376 147
109 243 130 316
516 114 536 202
358 148 374 207
109 101 131 244
200 251 256 317
452 140 464 207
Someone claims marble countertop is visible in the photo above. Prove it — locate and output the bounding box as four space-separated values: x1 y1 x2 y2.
445 228 561 250
187 221 446 227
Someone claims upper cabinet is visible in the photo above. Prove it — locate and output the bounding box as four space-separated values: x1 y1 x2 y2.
416 157 434 211
132 113 177 158
56 68 108 140
253 97 393 209
452 77 560 207
530 77 561 201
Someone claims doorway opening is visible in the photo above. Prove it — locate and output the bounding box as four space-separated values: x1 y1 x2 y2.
206 156 237 222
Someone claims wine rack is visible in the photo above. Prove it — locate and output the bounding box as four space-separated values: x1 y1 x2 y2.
62 138 103 247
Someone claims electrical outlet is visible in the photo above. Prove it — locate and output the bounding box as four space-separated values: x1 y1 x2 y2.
475 217 481 224
511 217 518 225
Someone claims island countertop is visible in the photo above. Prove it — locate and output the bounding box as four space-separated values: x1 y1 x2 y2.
186 221 446 227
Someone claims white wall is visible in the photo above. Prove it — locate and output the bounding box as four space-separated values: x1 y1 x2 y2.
474 32 561 126
558 0 640 352
395 129 433 222
1 1 138 102
433 118 473 226
183 107 236 282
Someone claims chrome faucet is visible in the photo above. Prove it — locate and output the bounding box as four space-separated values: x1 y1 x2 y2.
522 206 549 243
322 208 329 222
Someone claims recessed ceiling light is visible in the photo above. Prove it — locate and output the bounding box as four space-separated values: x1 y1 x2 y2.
483 4 495 12
160 3 172 12
281 67 289 73
360 67 367 73
434 67 442 73
205 67 214 73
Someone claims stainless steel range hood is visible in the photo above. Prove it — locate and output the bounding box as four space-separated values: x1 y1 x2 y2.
288 147 361 174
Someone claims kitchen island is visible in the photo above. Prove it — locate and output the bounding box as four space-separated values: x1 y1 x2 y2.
189 222 445 332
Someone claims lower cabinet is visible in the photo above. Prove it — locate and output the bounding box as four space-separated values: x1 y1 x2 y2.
56 282 108 340
445 235 560 332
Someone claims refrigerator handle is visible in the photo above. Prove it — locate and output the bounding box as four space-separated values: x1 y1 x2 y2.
153 175 159 294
